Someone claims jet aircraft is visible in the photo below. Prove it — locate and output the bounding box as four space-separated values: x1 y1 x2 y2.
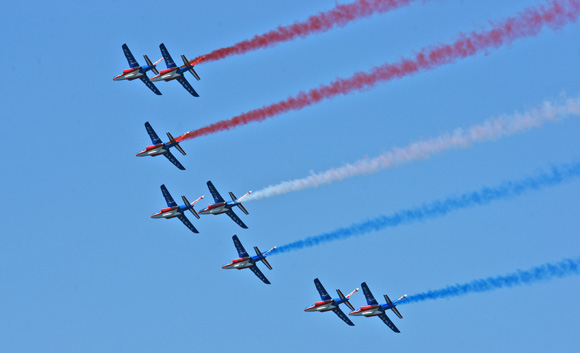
151 184 204 233
304 278 359 326
150 43 204 97
198 181 252 229
113 43 163 95
349 282 407 333
222 235 276 284
136 122 187 170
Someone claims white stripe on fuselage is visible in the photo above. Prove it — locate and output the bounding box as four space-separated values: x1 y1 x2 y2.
199 205 228 215
153 209 181 218
137 145 166 157
223 259 252 269
305 302 336 312
115 70 144 80
151 70 181 82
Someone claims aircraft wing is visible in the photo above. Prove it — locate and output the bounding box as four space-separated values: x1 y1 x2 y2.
139 75 162 95
160 184 177 207
177 214 199 234
206 181 225 203
377 313 400 333
249 264 271 284
163 151 186 170
332 308 355 326
159 43 177 68
122 43 139 68
232 235 249 258
144 122 162 145
176 76 199 97
361 282 379 305
226 210 248 229
314 278 331 301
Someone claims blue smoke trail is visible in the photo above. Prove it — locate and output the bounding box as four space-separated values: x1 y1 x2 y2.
400 255 580 305
270 161 580 255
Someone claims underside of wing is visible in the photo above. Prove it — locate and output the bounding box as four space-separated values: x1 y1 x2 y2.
145 122 162 145
378 313 400 333
314 278 331 301
206 181 225 203
176 76 199 97
163 151 185 170
159 43 177 68
249 265 270 284
139 75 162 95
178 214 199 234
362 282 379 306
160 184 177 207
232 235 249 258
122 43 139 68
332 308 355 326
226 210 248 229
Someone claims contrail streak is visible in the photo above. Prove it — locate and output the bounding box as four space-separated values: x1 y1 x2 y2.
196 0 417 63
270 160 580 255
400 255 580 305
246 96 580 201
178 0 580 141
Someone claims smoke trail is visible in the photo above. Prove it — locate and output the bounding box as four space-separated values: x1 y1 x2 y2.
246 96 580 201
400 255 580 305
270 160 580 255
196 0 417 63
178 0 580 141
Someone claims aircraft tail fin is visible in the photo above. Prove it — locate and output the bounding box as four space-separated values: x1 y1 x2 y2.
182 54 201 81
166 132 186 155
230 191 251 215
144 55 160 75
254 246 273 270
182 195 203 219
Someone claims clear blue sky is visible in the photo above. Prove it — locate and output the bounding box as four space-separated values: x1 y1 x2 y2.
1 0 579 352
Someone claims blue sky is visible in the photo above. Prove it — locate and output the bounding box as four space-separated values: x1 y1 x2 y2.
1 0 580 352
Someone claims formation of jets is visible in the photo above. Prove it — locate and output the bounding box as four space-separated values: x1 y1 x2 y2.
305 279 406 331
114 43 203 96
120 44 407 333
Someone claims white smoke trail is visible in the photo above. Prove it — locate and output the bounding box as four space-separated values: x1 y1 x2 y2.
246 96 580 201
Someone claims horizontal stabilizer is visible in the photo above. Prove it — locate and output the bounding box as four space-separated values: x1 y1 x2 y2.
337 289 356 311
166 132 186 155
384 294 393 305
190 67 201 81
144 55 159 75
255 246 273 269
182 195 202 219
391 307 403 319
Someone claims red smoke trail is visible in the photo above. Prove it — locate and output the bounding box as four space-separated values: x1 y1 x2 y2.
196 0 417 63
178 0 580 141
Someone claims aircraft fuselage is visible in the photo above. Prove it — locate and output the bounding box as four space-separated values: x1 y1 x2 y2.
151 68 182 82
198 202 230 215
304 300 337 312
349 305 383 317
222 257 254 270
136 143 168 157
151 206 182 219
113 67 144 81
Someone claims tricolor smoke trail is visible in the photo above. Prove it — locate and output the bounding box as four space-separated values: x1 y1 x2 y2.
178 0 580 141
246 96 580 201
399 255 580 305
270 160 580 255
197 0 417 63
